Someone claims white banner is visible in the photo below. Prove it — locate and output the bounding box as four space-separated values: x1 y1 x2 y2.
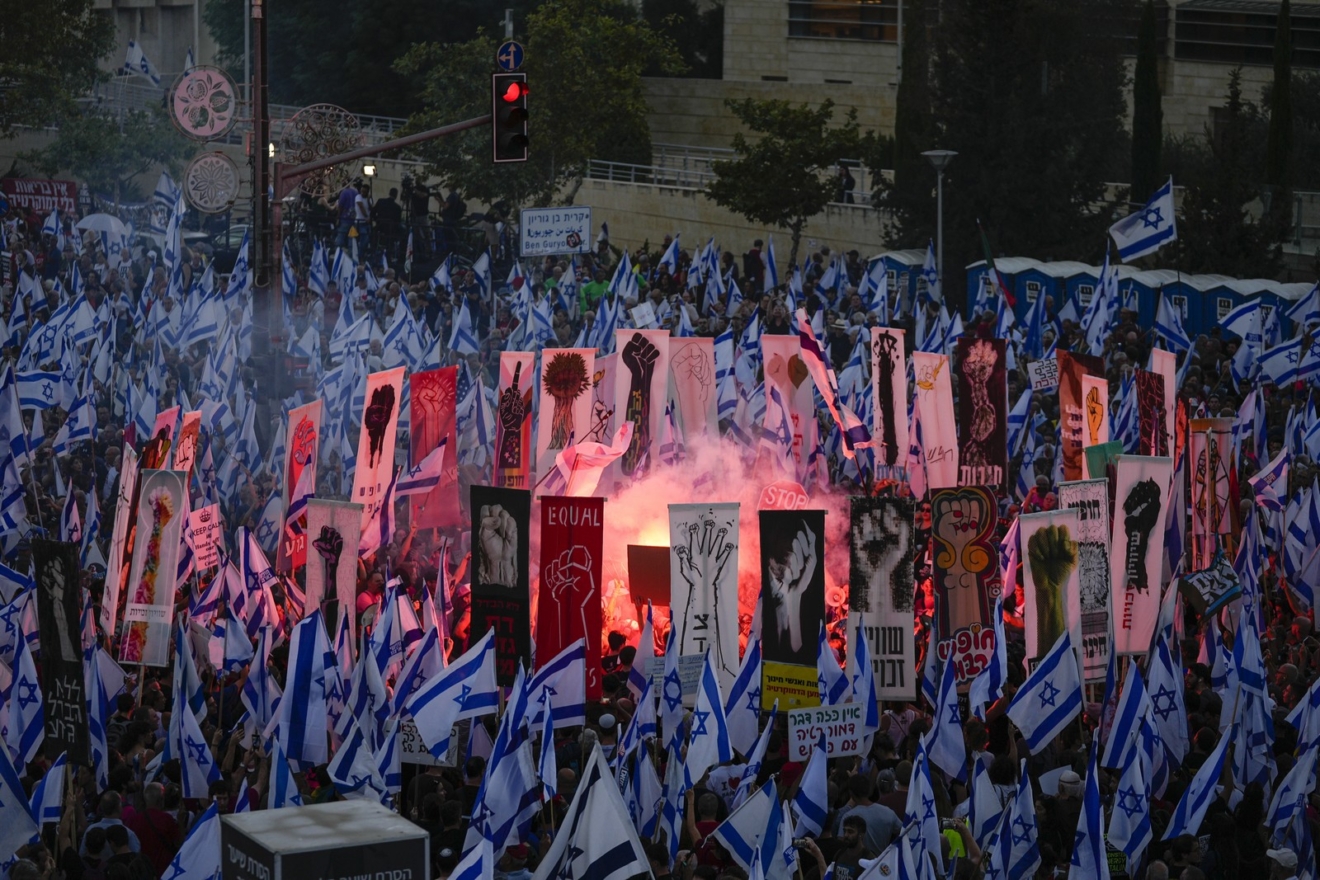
305 499 366 645
669 502 740 694
911 351 958 489
1027 357 1059 391
762 335 818 476
101 446 139 636
1057 479 1112 682
350 367 405 534
536 348 597 480
849 496 916 701
189 504 224 571
119 469 188 667
1111 455 1174 655
869 328 908 477
614 329 670 478
1020 508 1083 672
787 704 868 761
670 336 718 442
519 206 592 257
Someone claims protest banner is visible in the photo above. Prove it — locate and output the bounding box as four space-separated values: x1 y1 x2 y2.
870 328 908 478
1019 508 1083 671
120 470 187 667
539 496 605 699
930 486 1000 686
955 338 1007 491
787 703 867 761
912 352 958 489
469 485 532 686
350 367 406 534
763 335 818 475
304 499 364 645
670 337 718 442
536 349 597 482
614 329 670 478
32 539 90 763
669 502 740 694
190 504 224 571
1058 351 1106 481
101 446 139 636
495 353 536 490
410 367 460 529
1057 479 1113 681
1110 456 1173 654
760 509 826 710
1026 357 1059 391
849 496 916 700
276 399 321 571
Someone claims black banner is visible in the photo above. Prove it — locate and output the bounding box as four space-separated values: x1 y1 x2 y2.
759 509 827 668
469 485 532 686
955 337 1008 491
32 538 90 764
849 497 916 700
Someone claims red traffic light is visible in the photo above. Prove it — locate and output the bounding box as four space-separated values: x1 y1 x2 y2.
501 81 528 103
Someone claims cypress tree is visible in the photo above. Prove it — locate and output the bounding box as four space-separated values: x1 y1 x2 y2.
1266 0 1293 227
1130 0 1163 204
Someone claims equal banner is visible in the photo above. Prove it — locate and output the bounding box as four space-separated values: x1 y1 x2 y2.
762 336 818 476
537 349 597 482
32 539 89 763
120 469 187 667
669 503 740 694
1111 455 1174 655
930 486 1000 686
539 496 605 699
1057 479 1113 682
670 337 718 442
1189 417 1234 570
955 338 1007 491
1019 508 1083 669
470 485 532 686
277 399 322 571
304 499 365 645
495 353 536 489
870 328 908 480
760 509 826 711
410 367 460 529
912 352 958 489
351 367 406 534
1058 351 1106 481
614 329 671 478
101 446 139 636
849 497 916 701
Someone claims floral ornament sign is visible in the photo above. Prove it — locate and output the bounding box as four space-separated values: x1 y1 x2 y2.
169 66 238 141
119 470 187 668
184 152 239 214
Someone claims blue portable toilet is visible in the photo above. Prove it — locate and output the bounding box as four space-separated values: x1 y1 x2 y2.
870 249 927 314
1126 269 1180 330
965 257 1043 320
1039 262 1098 321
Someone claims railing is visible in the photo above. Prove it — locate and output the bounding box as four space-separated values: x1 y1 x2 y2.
586 157 876 209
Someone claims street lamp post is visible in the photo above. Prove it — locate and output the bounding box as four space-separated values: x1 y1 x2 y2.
922 149 957 301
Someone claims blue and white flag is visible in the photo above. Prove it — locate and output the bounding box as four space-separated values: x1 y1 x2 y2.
791 734 828 836
927 642 967 781
1162 725 1235 840
1147 634 1188 764
1100 659 1154 769
272 610 333 767
1109 177 1177 261
4 635 44 765
905 740 943 865
1108 725 1154 863
395 438 447 497
628 602 656 701
531 747 650 880
527 638 587 728
1154 294 1192 353
1003 762 1041 880
1266 744 1317 842
845 618 879 733
453 840 494 880
1256 335 1306 386
123 40 162 86
327 713 387 801
734 698 778 809
968 596 1007 720
684 649 733 786
17 370 62 410
1071 744 1110 880
815 623 848 705
763 237 779 293
1285 675 1320 749
160 802 221 880
466 665 540 856
1005 630 1083 753
176 686 221 797
269 737 303 808
712 779 780 874
406 629 499 757
539 707 558 800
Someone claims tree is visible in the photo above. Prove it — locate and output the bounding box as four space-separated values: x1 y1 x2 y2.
1179 70 1281 278
396 0 682 209
0 0 113 138
879 0 1131 305
706 99 859 268
641 0 723 78
22 109 195 208
1265 0 1293 227
1130 0 1164 205
877 0 936 236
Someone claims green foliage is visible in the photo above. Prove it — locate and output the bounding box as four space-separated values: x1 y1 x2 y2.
21 109 195 206
0 0 113 138
203 0 543 117
641 0 723 78
1178 70 1282 278
706 98 860 267
1130 0 1164 204
396 0 683 209
881 0 1132 302
880 0 936 231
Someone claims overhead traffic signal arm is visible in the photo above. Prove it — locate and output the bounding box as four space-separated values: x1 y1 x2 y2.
492 72 529 163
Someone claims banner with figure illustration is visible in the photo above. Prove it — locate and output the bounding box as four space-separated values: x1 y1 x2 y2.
470 485 532 686
669 502 740 694
33 539 90 763
1110 455 1173 655
119 469 187 667
1058 351 1106 481
955 338 1007 491
760 509 826 711
536 348 597 484
912 352 958 489
869 328 908 480
1080 375 1109 452
173 410 203 477
410 367 460 528
277 399 322 571
849 496 916 701
614 329 670 479
1019 508 1083 672
762 335 818 478
670 337 718 442
538 496 605 699
351 367 406 534
1188 418 1234 569
930 486 1000 687
304 499 364 645
495 353 536 490
1057 479 1113 682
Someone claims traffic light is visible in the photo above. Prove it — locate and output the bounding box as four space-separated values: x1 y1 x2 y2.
492 72 529 163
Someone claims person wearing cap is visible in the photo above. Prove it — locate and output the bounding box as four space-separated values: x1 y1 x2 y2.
596 712 618 762
495 843 533 880
1267 848 1299 880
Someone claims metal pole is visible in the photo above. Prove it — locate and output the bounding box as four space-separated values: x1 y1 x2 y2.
243 0 250 106
935 168 944 300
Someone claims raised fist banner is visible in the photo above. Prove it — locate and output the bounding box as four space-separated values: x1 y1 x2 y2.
471 485 532 686
1110 455 1173 654
538 496 605 698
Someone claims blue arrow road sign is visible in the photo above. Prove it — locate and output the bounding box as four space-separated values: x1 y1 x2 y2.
497 41 525 72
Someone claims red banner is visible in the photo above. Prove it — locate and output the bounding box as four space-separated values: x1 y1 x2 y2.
278 400 322 570
538 496 605 699
1057 351 1106 482
1 178 78 215
410 368 459 529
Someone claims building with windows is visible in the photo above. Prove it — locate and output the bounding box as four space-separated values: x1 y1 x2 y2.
644 0 1320 149
92 0 218 83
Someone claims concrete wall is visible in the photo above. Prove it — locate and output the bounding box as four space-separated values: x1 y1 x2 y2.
575 177 891 259
92 0 219 82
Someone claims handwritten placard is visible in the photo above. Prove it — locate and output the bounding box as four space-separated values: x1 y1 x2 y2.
787 703 867 761
1027 358 1059 391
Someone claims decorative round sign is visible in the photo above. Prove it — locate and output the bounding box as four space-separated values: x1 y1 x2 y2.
183 151 240 213
278 103 365 199
169 66 239 141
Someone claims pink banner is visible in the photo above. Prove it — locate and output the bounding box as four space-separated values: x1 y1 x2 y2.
410 368 459 528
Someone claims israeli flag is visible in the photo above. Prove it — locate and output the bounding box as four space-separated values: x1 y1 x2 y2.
1154 294 1191 353
763 237 779 293
1108 726 1155 862
1162 724 1235 839
1109 177 1177 261
683 649 733 786
1005 630 1083 754
160 803 222 880
17 370 62 410
406 629 499 757
5 636 45 765
531 748 650 880
969 596 1007 719
1070 744 1111 880
815 623 848 705
1286 281 1320 330
791 734 829 836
